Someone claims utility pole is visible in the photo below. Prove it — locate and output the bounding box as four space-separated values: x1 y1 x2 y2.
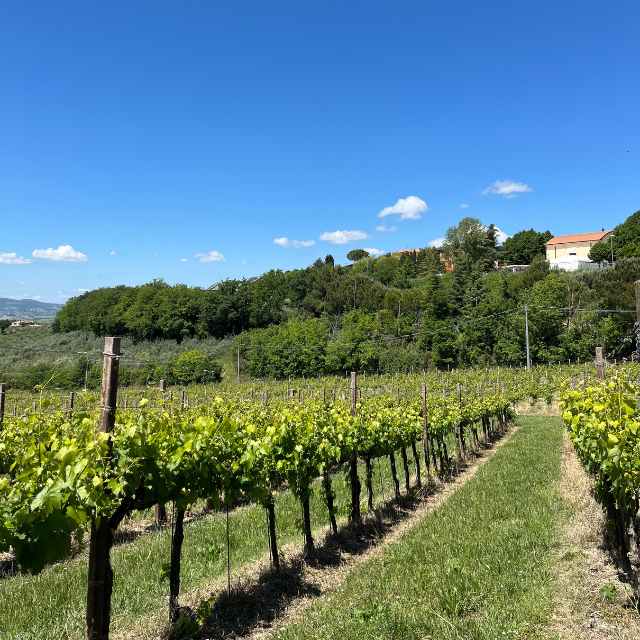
610 233 615 265
525 304 531 371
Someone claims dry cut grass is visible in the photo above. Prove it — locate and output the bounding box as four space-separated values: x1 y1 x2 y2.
546 433 640 639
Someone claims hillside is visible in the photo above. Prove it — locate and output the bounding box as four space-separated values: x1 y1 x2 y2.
0 297 62 321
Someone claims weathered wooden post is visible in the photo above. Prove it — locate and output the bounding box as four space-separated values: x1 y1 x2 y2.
421 382 430 479
158 380 166 416
67 391 75 421
86 337 120 640
457 382 465 457
349 372 361 523
0 383 5 427
596 347 605 381
155 381 168 525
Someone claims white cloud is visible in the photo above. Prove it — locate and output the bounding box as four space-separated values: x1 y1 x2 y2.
0 252 32 265
31 295 41 301
319 230 371 245
195 250 226 263
109 251 118 256
460 204 469 209
152 253 160 258
375 225 397 233
494 227 510 245
239 260 248 264
428 237 446 248
74 288 90 293
482 180 532 198
273 237 316 249
363 247 384 256
32 245 89 262
377 196 429 220
179 258 188 262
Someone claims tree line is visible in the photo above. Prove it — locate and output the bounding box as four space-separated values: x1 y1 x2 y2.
48 212 640 379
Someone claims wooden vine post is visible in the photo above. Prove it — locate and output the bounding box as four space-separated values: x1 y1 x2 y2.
67 391 75 421
86 337 121 640
457 382 465 457
635 280 640 354
155 381 167 526
421 382 430 480
0 383 5 427
349 372 361 523
596 347 604 381
260 390 279 570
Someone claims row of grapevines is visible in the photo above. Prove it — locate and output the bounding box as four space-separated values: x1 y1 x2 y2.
561 374 640 511
0 384 518 575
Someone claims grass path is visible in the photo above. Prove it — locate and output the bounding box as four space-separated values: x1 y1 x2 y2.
257 416 564 640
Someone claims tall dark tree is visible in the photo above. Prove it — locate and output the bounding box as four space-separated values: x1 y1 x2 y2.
502 228 553 265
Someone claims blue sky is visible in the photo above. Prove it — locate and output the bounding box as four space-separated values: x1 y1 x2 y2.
1 0 638 302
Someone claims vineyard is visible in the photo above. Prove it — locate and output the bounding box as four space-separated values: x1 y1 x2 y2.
562 367 640 585
0 339 635 639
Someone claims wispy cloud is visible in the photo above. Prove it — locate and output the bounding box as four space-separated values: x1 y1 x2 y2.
363 247 384 256
195 251 226 263
74 288 90 293
460 204 469 209
32 245 89 262
273 237 316 249
428 237 445 248
375 225 397 233
179 258 188 262
0 252 33 265
319 230 371 245
152 253 161 258
239 260 248 264
377 196 428 220
482 180 532 198
109 251 118 256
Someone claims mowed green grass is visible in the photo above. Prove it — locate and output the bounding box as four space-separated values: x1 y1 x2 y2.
274 416 564 640
0 441 432 640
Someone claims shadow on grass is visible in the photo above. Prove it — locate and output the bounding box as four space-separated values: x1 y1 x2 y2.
198 428 510 640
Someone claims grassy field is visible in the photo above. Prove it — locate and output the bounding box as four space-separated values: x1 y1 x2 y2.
270 416 564 640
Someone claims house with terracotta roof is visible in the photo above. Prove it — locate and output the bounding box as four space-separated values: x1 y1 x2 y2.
545 230 613 261
545 230 613 271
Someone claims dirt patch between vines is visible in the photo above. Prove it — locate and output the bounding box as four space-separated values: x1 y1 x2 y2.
545 433 640 639
114 426 517 640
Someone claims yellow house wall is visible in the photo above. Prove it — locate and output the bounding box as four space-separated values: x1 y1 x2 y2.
546 233 612 261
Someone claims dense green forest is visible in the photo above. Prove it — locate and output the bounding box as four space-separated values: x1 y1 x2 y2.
42 213 640 381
